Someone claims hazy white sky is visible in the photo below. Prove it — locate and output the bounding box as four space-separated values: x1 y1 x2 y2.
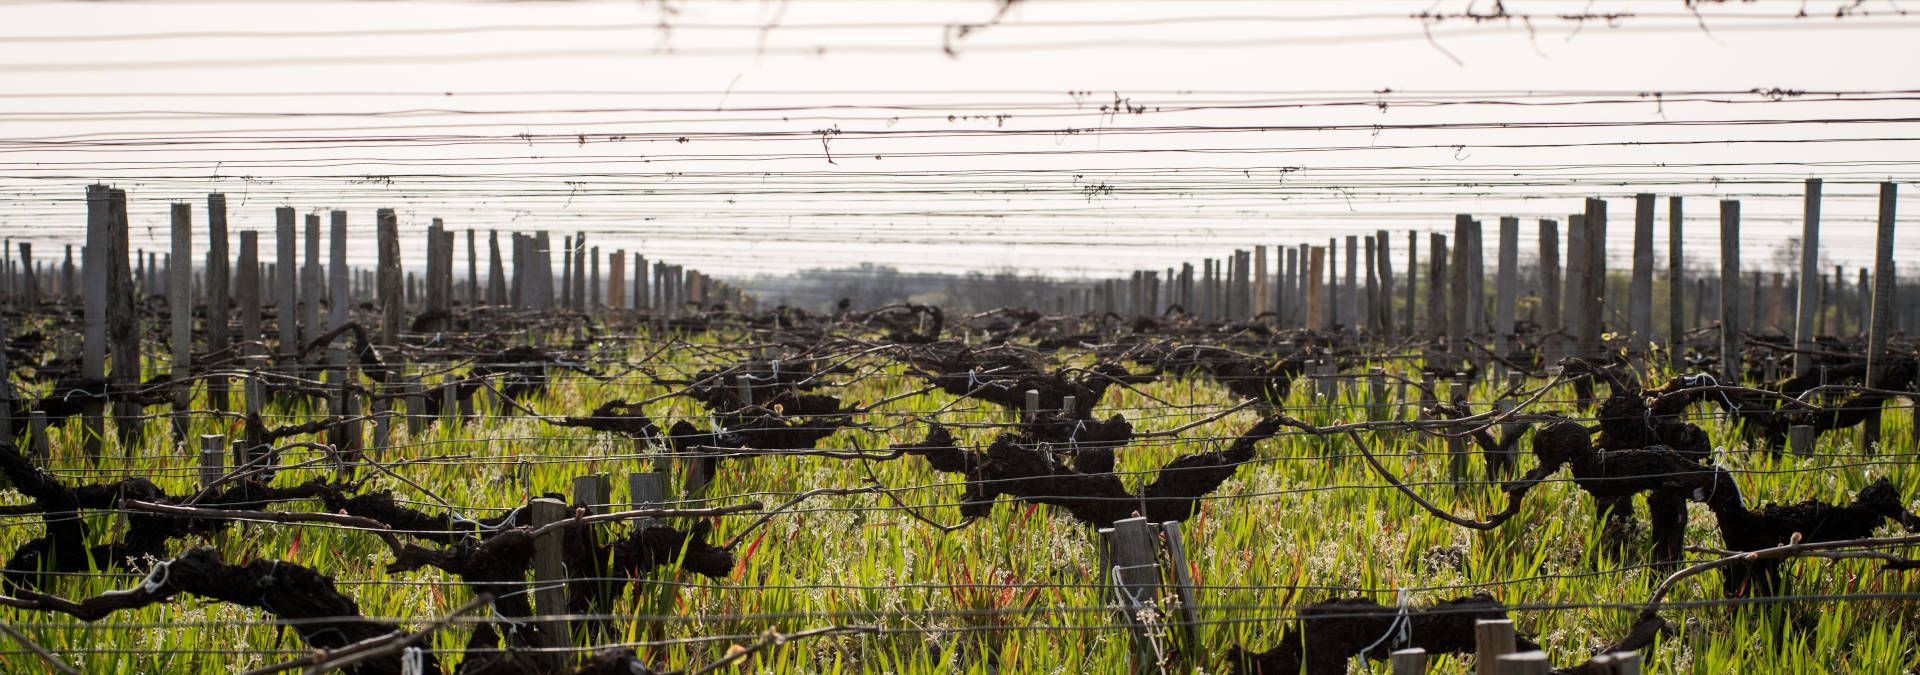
2 0 1918 277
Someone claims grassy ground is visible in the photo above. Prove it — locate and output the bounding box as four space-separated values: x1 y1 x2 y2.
2 328 1917 674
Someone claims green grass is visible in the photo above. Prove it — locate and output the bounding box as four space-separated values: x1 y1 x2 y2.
2 329 1917 674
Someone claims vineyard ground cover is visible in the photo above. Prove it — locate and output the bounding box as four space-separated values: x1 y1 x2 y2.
1 323 1918 674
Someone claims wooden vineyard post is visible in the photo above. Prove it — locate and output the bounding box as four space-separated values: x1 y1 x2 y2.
1390 648 1427 675
1495 651 1549 675
1369 368 1388 422
1106 517 1163 670
1474 618 1516 675
1560 214 1587 364
275 207 298 359
404 379 427 438
302 214 322 349
528 497 575 667
1863 182 1898 451
1306 247 1325 330
1466 219 1487 353
1426 233 1448 364
1344 235 1359 333
328 211 358 458
237 231 260 363
488 230 506 306
467 229 479 307
1025 389 1040 423
1252 245 1268 319
1156 521 1203 659
560 235 573 310
376 210 402 346
11 243 28 308
635 253 649 312
1630 194 1655 352
1668 198 1685 360
1326 241 1337 330
1719 200 1742 383
1495 217 1518 373
1378 229 1395 339
573 473 611 515
608 249 625 310
1534 220 1559 364
1595 651 1641 675
170 202 193 444
1281 247 1296 326
198 434 226 488
1364 236 1379 334
242 376 266 465
27 410 49 461
1449 215 1471 368
1582 198 1607 360
441 384 460 428
107 197 142 447
1404 230 1418 337
205 194 231 413
1788 425 1815 456
589 245 601 310
629 470 667 511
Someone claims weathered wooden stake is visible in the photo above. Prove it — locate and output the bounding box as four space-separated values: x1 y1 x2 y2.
1390 648 1428 675
198 434 226 488
1864 182 1898 451
488 230 506 306
237 231 261 362
1668 197 1686 358
1107 517 1162 669
1494 651 1550 675
1496 217 1518 367
1622 194 1652 352
82 186 110 458
1474 618 1517 675
205 195 231 412
1582 198 1608 359
528 497 576 663
274 208 298 357
170 203 194 443
302 214 323 348
27 410 49 461
1719 200 1743 383
1306 247 1326 329
1378 230 1396 339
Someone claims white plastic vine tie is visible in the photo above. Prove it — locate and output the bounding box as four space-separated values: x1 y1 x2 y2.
138 560 171 593
401 646 425 675
1356 587 1412 663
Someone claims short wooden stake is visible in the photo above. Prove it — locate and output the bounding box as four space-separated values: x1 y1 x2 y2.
1107 517 1162 670
27 410 49 461
528 497 576 663
1474 619 1517 675
1390 647 1428 675
572 473 612 515
198 434 226 488
1494 650 1549 675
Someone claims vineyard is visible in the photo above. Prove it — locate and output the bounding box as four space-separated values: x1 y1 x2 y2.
2 187 1918 675
4 2 1920 672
